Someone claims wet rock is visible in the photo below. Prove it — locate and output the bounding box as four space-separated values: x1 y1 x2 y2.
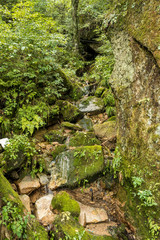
35 194 55 226
37 173 49 186
57 100 83 123
78 96 105 115
19 194 31 213
44 129 66 143
49 145 104 189
78 117 93 131
52 144 67 161
17 175 40 194
79 202 108 226
51 191 80 217
69 132 100 147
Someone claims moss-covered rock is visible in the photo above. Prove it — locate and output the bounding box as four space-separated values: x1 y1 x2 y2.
61 121 83 131
51 191 80 217
93 121 117 140
57 100 83 123
44 129 66 143
69 132 101 147
56 68 83 101
53 212 118 240
78 117 93 131
49 145 104 189
52 144 67 160
78 96 105 115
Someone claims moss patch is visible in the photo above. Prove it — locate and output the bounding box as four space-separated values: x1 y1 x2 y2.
57 100 83 123
53 212 118 240
44 129 66 143
61 121 82 131
51 191 80 217
69 132 100 147
52 144 67 160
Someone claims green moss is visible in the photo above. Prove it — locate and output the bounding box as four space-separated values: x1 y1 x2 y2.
52 144 67 160
53 212 118 240
69 82 83 101
69 132 100 147
57 100 83 123
55 145 104 186
0 170 48 240
56 68 83 100
78 117 93 131
44 129 66 143
51 191 80 217
61 121 82 131
108 116 116 121
68 145 104 184
0 169 23 205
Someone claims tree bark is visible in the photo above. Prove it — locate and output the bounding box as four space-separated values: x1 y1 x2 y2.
71 0 79 52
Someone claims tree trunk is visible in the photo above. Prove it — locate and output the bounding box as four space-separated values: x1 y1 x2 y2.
71 0 79 52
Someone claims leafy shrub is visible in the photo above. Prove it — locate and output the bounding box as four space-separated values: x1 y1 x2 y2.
0 198 32 239
3 134 36 172
0 2 66 118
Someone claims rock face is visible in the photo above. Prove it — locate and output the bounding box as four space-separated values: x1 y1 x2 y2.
18 175 40 194
35 194 55 226
108 0 160 238
78 96 105 114
49 145 104 189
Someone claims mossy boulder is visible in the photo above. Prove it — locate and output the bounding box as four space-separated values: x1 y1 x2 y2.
51 191 80 217
69 132 100 147
78 96 105 115
44 129 66 143
56 68 83 101
52 144 67 160
93 121 117 140
49 145 104 189
78 117 93 131
57 100 83 123
53 212 118 240
61 122 83 131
